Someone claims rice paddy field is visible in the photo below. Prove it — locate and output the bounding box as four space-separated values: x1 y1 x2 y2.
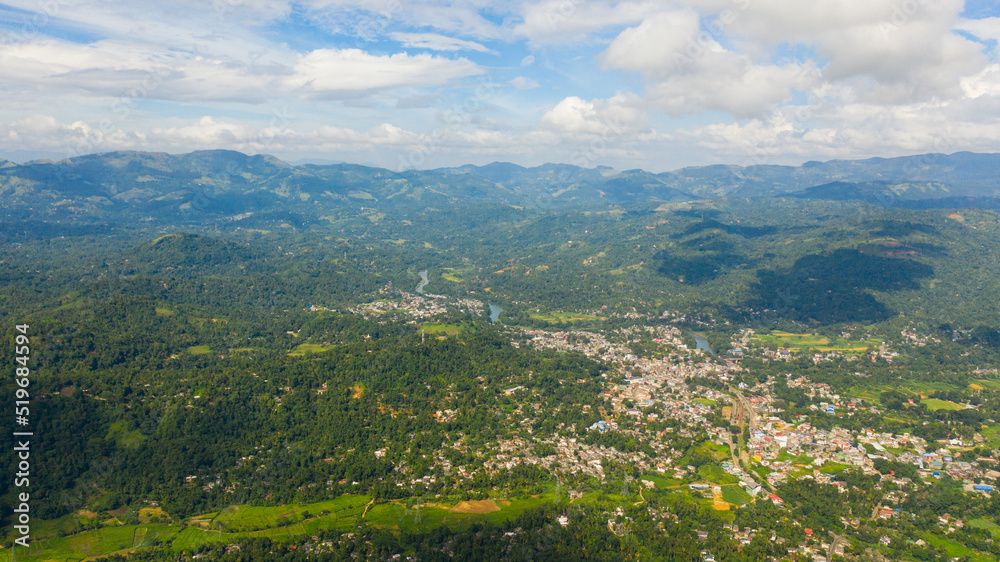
2 493 597 561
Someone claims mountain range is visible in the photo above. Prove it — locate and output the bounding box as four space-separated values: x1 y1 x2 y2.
2 150 998 226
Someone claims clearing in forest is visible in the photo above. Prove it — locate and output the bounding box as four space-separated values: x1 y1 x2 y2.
449 500 500 514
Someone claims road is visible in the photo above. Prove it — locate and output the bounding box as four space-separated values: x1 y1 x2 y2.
828 532 848 560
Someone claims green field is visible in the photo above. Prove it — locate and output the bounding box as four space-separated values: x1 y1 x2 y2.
186 345 211 354
2 523 174 561
441 266 473 283
6 494 592 561
972 379 1000 391
751 331 880 355
692 398 717 406
422 323 464 336
969 518 1000 534
922 531 996 562
922 398 964 411
819 462 851 474
288 343 331 356
697 464 739 485
721 485 751 506
982 425 1000 448
529 311 603 323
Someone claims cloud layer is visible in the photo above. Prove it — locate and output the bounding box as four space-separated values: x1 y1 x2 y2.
1 0 998 171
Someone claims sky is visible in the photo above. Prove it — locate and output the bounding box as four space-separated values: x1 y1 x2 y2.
1 0 999 172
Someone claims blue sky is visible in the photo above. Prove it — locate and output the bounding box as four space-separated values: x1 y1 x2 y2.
1 0 999 171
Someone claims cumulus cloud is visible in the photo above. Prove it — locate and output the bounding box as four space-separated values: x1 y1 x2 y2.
703 0 988 103
1 0 999 170
287 49 484 98
541 93 648 136
598 10 811 117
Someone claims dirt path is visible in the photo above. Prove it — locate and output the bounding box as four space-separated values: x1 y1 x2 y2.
362 498 376 519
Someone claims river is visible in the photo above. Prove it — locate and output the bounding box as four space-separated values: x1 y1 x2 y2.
489 304 503 323
691 331 716 355
416 269 429 294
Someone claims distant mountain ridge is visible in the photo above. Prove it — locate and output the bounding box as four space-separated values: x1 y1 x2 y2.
1 149 998 225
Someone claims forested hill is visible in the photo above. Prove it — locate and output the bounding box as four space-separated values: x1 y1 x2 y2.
1 150 999 226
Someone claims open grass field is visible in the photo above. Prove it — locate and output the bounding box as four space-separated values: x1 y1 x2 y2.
529 311 603 323
288 343 331 356
422 323 464 336
819 462 850 474
853 380 971 405
640 472 688 490
697 464 740 485
981 425 1000 448
922 532 996 562
698 442 731 461
969 519 1000 534
692 398 717 406
721 485 751 506
186 345 211 354
441 266 473 283
922 398 965 411
751 331 880 355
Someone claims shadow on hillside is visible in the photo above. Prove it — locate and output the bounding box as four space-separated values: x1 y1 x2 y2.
747 248 934 324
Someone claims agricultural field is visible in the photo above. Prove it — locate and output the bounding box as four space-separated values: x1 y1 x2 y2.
528 310 603 323
441 266 474 283
186 345 211 355
3 494 597 561
751 331 881 355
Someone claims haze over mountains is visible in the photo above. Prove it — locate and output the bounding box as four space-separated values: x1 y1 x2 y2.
2 150 999 227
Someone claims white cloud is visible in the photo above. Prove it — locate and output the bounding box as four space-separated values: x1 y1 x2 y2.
1 0 999 170
598 10 702 75
541 93 647 136
287 49 484 98
515 0 661 44
599 10 811 117
511 76 539 90
390 32 496 54
704 0 987 104
961 64 1000 99
0 40 484 104
957 17 1000 42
